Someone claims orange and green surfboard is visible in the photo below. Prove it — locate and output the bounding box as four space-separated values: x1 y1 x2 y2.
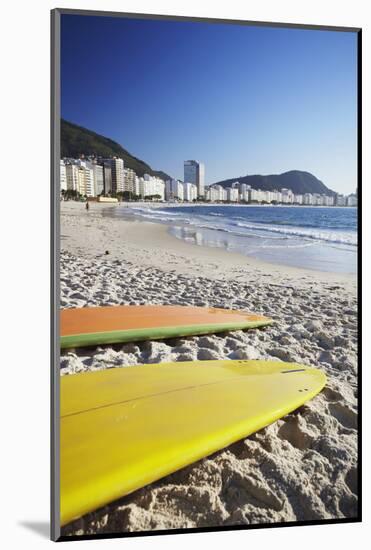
60 305 272 349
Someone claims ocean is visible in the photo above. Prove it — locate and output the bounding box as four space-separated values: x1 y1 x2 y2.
115 204 357 274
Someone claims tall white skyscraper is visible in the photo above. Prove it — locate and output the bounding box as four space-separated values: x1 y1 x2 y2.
110 158 124 193
184 160 205 197
65 163 79 192
92 164 104 196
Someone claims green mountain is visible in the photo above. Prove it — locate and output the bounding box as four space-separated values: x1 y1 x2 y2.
212 170 336 196
61 119 171 181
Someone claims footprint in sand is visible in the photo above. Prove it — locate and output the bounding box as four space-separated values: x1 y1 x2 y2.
328 403 357 430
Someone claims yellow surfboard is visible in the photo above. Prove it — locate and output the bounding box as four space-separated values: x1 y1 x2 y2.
60 305 272 349
60 360 326 526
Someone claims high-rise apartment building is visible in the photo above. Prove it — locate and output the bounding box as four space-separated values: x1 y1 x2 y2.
347 194 357 207
65 163 79 192
110 158 124 193
184 160 205 197
102 161 112 194
281 188 294 204
76 165 95 197
239 183 251 202
124 167 136 194
206 184 226 202
138 174 165 200
183 182 198 202
226 188 239 202
165 179 184 201
60 160 67 191
336 194 347 206
293 194 303 204
92 163 104 196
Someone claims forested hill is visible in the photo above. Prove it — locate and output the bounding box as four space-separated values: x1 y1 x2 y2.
212 170 336 196
61 119 171 181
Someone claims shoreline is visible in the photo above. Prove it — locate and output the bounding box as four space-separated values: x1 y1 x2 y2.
61 201 356 287
60 200 358 534
94 200 357 210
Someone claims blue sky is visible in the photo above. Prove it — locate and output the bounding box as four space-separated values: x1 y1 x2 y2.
61 15 358 194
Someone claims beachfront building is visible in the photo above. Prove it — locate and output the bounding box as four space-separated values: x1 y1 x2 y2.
247 189 282 203
281 188 294 204
102 162 112 195
206 184 227 202
293 194 303 204
184 160 205 198
198 163 205 197
303 193 314 205
75 165 95 197
73 160 98 197
137 177 144 198
82 165 95 197
92 163 104 196
226 187 239 202
335 194 346 206
138 174 165 200
311 194 320 205
94 157 117 194
249 188 265 203
146 174 165 200
347 194 357 207
137 177 146 198
64 159 87 192
322 195 335 206
239 184 249 202
65 163 80 192
184 182 198 202
263 190 274 203
264 190 273 203
134 176 140 197
123 167 136 194
110 157 124 193
60 160 67 191
268 190 282 203
77 167 86 196
165 179 184 201
204 186 212 201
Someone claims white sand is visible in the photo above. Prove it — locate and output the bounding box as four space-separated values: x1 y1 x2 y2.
60 201 358 536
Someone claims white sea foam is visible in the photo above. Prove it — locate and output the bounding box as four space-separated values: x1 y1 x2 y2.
127 206 357 250
234 221 357 246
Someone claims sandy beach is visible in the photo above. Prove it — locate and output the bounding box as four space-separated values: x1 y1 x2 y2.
60 201 358 535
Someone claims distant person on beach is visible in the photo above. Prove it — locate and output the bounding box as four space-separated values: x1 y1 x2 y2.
86 201 89 210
